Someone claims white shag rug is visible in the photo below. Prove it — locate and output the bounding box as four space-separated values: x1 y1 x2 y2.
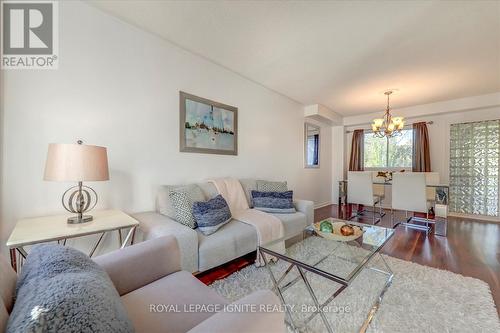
210 237 500 333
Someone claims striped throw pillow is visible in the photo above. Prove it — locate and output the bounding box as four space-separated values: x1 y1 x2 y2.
251 190 296 214
192 195 232 235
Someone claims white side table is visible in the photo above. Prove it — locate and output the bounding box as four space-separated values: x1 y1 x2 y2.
6 209 139 272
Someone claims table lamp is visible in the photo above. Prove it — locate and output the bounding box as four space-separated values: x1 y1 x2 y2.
44 140 109 224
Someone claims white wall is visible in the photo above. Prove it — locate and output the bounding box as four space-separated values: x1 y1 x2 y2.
331 126 345 201
301 118 333 208
0 1 332 255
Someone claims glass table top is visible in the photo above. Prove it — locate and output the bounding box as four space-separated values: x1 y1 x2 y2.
259 218 395 283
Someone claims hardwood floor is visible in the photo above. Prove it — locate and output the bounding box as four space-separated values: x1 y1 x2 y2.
198 205 500 316
316 204 500 316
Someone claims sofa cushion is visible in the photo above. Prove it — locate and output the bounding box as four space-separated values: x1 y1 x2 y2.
157 184 205 219
0 255 16 313
197 182 218 199
121 271 228 333
193 195 232 236
256 180 288 192
7 244 133 333
239 178 257 207
197 220 258 271
252 190 296 214
272 211 308 239
133 212 199 273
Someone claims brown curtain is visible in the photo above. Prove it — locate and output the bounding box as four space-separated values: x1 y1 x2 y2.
349 129 364 171
412 122 431 172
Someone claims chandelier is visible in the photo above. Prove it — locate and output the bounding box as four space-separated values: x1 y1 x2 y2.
371 90 404 138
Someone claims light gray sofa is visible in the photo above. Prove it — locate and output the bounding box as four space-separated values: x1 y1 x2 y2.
134 179 314 273
0 236 284 333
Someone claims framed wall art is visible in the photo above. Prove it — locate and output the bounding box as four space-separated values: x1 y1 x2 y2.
180 91 238 155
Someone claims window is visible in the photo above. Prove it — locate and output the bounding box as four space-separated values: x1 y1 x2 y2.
449 120 499 216
363 129 413 168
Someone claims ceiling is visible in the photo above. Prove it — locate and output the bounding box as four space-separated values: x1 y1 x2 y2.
89 0 500 116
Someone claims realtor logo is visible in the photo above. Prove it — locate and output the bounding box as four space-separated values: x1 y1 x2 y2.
1 0 58 69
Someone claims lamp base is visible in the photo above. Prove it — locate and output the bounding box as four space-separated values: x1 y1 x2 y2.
67 215 93 224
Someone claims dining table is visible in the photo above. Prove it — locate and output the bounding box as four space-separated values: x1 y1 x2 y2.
337 180 449 236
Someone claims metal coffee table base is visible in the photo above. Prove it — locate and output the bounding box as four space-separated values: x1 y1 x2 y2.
261 245 393 333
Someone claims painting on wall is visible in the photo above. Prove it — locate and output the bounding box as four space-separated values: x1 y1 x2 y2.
180 91 238 155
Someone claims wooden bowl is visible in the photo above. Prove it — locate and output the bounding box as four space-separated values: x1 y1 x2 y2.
313 221 363 242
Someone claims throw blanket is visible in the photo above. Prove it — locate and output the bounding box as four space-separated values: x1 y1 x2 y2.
209 178 285 266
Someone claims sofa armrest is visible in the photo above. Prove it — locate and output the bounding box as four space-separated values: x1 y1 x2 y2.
187 290 285 333
294 199 314 225
133 212 199 273
94 236 181 296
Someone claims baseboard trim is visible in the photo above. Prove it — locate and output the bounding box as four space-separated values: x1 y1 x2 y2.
314 201 333 209
448 212 500 222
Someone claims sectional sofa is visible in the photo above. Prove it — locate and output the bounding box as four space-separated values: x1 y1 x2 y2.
134 179 314 273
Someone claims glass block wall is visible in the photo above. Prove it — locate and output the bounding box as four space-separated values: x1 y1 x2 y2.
449 120 500 216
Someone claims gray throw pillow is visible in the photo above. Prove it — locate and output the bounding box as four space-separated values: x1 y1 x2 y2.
157 184 205 219
256 180 288 192
7 244 133 333
169 186 205 228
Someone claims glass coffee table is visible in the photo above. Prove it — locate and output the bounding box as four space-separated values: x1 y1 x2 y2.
259 218 395 333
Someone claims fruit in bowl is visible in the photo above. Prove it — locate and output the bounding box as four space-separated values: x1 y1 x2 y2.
313 220 363 241
319 220 333 233
340 224 355 236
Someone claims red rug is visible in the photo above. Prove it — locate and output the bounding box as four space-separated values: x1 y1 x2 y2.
196 251 256 285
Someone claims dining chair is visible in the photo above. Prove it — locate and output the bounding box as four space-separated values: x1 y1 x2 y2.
391 172 433 234
408 172 440 214
347 171 383 224
372 172 386 218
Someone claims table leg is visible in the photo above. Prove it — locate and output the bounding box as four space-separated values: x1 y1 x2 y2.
261 251 298 332
302 284 347 325
297 266 334 333
89 232 106 257
337 194 343 218
17 247 28 258
9 248 17 272
118 229 123 246
130 227 137 245
11 247 28 273
338 180 347 219
359 253 394 333
121 227 136 249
